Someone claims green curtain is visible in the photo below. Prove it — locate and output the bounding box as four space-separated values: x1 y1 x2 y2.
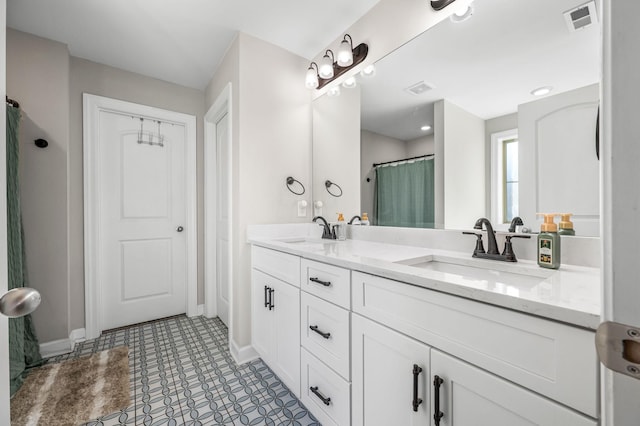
7 105 41 396
373 159 435 228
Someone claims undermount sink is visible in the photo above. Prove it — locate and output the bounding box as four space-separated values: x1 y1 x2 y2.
394 255 554 287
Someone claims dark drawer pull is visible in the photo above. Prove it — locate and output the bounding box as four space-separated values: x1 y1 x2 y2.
412 364 423 412
310 277 331 287
310 386 331 406
433 375 444 425
264 285 269 308
310 325 331 339
268 288 275 310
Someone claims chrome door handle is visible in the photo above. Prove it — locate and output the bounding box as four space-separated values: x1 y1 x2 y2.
0 288 41 317
176 226 184 232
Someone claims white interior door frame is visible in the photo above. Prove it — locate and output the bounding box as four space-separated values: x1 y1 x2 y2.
83 94 198 339
204 83 232 323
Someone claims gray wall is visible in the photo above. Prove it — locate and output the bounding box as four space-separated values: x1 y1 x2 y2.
7 29 70 342
7 28 206 342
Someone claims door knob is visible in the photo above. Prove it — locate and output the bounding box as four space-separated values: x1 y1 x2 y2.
176 226 184 232
0 287 41 317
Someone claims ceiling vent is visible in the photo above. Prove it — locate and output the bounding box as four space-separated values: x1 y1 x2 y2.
564 1 597 32
404 81 433 96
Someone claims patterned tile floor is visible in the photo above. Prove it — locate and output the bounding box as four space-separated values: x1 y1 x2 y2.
45 315 320 426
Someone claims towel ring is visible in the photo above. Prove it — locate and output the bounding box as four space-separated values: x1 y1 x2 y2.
286 176 305 195
325 180 343 197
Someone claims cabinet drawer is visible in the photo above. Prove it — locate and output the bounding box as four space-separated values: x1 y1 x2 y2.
301 259 350 308
352 271 598 417
252 246 300 287
301 348 351 426
301 292 350 379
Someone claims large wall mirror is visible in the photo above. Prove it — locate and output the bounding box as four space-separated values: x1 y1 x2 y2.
312 0 600 236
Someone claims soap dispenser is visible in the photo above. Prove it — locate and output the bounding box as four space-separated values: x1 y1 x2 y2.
558 213 575 236
361 212 370 226
336 213 347 241
536 213 561 269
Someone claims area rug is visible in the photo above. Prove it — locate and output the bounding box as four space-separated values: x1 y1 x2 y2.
10 346 130 425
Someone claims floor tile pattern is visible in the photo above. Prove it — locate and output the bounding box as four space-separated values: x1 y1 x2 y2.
44 316 320 426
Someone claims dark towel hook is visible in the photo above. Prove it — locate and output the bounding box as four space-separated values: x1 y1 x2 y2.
286 176 305 195
34 139 48 148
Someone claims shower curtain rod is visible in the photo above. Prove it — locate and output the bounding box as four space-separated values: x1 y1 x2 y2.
373 154 434 168
6 96 19 108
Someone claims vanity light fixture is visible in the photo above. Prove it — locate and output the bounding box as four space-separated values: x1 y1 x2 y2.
342 76 357 89
305 34 369 90
421 125 432 131
337 34 354 67
327 86 341 97
319 50 335 79
360 64 376 78
531 86 553 96
305 62 319 89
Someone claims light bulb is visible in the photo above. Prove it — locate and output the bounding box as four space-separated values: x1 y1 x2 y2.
327 86 341 97
319 51 334 79
360 64 376 78
337 39 353 67
342 77 357 89
421 125 431 131
305 66 319 89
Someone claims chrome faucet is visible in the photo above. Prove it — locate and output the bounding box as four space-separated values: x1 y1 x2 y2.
312 216 335 240
473 218 499 254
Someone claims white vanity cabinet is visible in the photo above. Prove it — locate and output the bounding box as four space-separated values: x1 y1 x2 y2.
299 259 352 426
250 246 301 398
351 271 598 426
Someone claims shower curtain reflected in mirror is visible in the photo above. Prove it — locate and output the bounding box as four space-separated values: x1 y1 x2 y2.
373 158 435 228
7 104 41 396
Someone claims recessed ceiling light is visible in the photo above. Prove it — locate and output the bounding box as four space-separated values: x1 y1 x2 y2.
421 125 432 131
360 64 376 78
531 86 553 96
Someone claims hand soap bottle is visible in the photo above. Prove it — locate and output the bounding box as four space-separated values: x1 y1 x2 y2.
537 213 561 269
336 213 347 241
361 212 370 226
558 213 575 236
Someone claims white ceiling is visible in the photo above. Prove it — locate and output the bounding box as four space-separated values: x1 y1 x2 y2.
7 0 381 89
360 0 600 141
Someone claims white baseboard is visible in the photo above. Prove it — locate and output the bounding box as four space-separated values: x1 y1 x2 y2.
197 304 204 316
39 328 86 358
230 339 259 365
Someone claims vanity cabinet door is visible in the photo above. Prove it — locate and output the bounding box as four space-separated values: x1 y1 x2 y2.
352 314 430 426
430 349 597 426
251 268 300 398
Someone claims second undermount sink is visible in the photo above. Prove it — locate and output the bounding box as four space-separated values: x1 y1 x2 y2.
394 255 554 287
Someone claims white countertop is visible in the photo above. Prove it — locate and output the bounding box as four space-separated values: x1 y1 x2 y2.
249 236 601 330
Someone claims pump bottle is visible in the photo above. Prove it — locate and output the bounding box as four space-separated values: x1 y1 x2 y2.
537 213 561 269
336 213 347 241
558 213 575 236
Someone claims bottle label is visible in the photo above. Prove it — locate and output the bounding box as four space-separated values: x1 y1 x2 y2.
539 238 553 265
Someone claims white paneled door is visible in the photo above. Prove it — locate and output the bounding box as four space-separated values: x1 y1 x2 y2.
216 111 230 326
99 111 187 330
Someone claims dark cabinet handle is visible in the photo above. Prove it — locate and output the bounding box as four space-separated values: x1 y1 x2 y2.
268 288 274 310
309 277 331 287
412 364 423 412
310 386 331 406
309 325 331 339
264 286 269 308
433 375 444 426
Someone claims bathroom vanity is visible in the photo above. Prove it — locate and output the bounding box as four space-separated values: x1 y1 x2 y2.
249 229 600 426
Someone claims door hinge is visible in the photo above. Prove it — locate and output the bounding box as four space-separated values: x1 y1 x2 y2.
595 321 640 380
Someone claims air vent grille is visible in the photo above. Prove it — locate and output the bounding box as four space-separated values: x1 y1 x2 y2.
404 81 433 96
564 1 597 32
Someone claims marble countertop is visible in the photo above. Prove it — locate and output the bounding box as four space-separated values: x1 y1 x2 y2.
249 236 601 330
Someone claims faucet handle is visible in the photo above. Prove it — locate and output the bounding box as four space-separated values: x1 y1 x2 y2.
463 231 486 256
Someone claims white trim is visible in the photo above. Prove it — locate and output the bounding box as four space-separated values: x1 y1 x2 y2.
204 83 233 325
197 304 204 316
39 328 86 358
490 128 518 230
229 339 259 365
83 94 198 339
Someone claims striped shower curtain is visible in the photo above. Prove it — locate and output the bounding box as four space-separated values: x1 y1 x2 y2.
7 105 42 396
